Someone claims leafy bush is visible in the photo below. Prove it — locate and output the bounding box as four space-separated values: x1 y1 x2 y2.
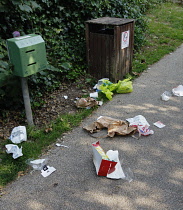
0 0 166 109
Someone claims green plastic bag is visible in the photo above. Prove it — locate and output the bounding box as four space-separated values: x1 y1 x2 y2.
99 85 113 100
116 79 133 93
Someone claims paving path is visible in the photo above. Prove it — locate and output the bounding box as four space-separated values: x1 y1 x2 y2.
1 44 183 210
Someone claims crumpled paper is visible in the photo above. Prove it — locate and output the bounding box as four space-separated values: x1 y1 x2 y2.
83 116 137 137
9 126 27 144
5 144 23 159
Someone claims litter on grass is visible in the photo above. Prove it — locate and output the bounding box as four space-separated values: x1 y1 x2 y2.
92 141 133 181
5 144 23 159
126 115 154 136
9 126 27 144
26 159 56 177
90 92 98 98
63 95 68 99
93 78 133 100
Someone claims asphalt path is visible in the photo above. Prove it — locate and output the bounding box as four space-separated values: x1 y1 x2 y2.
1 44 183 210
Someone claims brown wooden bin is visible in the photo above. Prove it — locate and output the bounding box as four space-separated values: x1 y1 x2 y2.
85 17 134 82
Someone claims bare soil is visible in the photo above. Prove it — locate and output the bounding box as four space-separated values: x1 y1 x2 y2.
0 81 93 140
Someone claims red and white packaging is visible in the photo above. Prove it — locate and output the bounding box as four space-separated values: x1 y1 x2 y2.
92 141 125 179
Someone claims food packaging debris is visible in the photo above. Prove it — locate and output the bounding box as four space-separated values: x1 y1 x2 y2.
153 121 166 128
76 97 100 108
161 91 172 101
83 116 137 137
172 85 183 96
41 165 56 177
5 144 23 159
106 150 125 179
90 92 98 98
92 141 126 179
27 159 48 170
56 143 69 148
126 115 154 136
9 126 27 144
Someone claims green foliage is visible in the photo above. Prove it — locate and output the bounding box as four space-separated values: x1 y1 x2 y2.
0 0 166 108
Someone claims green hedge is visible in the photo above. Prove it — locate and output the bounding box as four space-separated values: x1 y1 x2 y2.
0 0 165 109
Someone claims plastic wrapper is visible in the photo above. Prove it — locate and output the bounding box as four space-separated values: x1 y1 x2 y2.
9 126 27 144
5 144 23 159
26 158 48 170
98 78 133 100
161 91 172 101
83 116 137 137
126 115 154 136
172 85 183 96
92 141 133 181
116 79 133 94
41 165 56 177
99 85 113 100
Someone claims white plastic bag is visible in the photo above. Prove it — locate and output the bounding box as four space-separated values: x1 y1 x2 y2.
27 159 47 170
161 91 172 101
9 126 27 144
172 85 183 96
5 144 23 159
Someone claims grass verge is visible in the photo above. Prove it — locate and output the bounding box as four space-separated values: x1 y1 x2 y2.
133 2 183 73
0 108 93 186
0 2 183 187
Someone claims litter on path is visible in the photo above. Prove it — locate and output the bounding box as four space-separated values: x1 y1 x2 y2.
83 116 137 138
153 121 166 128
92 141 133 181
172 85 183 96
56 143 69 148
93 78 133 100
